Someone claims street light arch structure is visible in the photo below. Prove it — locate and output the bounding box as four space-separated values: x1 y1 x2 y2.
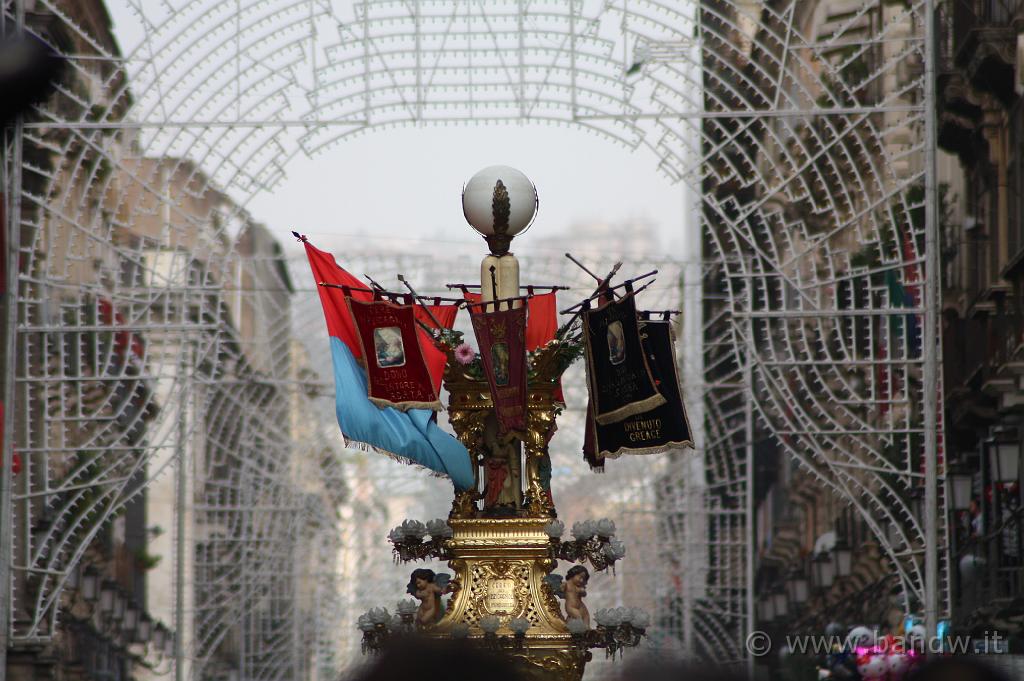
1 0 947 676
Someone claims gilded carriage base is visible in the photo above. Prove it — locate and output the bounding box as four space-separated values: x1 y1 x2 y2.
431 340 590 681
370 167 647 680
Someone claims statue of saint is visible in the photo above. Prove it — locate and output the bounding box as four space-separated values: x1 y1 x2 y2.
481 414 521 511
409 568 451 627
563 565 590 628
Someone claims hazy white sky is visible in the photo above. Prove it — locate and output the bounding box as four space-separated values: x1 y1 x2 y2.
104 1 688 258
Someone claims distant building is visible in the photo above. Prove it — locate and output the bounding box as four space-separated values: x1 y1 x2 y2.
1 2 173 680
116 157 347 681
530 218 664 259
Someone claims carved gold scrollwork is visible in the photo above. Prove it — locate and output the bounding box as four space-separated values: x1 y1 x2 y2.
509 651 586 681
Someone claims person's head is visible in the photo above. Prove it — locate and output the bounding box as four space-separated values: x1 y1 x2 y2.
411 568 436 590
566 565 589 586
348 637 524 681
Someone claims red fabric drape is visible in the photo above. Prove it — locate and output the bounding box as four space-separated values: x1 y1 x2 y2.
304 242 373 358
415 304 460 393
525 291 558 351
305 242 457 392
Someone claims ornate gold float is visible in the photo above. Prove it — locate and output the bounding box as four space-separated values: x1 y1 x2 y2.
358 167 649 679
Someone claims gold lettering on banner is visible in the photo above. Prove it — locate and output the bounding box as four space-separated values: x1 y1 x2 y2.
485 578 517 614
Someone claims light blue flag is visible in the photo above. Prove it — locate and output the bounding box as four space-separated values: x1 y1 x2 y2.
329 337 474 490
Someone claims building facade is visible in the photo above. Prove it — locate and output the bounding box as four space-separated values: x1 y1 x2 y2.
937 0 1024 654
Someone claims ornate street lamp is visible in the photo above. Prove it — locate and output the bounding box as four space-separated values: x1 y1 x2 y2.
759 595 775 622
99 580 116 614
988 436 1020 483
462 165 538 258
812 552 835 590
123 600 139 633
772 589 789 619
136 613 153 644
152 622 167 652
948 467 974 511
112 591 125 621
80 566 99 601
786 571 810 605
832 541 853 579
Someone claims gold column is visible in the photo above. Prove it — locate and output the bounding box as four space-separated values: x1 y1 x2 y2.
436 341 585 680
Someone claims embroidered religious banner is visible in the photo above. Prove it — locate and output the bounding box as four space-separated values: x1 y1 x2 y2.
582 294 665 425
470 302 528 436
463 289 565 404
348 298 441 411
583 320 693 466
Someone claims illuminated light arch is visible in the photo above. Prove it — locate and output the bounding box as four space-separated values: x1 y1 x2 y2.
2 0 946 676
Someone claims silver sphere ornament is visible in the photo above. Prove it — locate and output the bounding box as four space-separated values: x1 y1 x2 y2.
462 165 538 255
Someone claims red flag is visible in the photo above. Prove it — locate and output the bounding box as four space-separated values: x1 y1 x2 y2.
304 242 373 358
305 241 456 392
526 291 558 351
415 304 459 393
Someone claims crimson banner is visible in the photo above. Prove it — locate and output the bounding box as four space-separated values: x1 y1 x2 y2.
470 303 529 436
348 298 441 411
582 294 665 425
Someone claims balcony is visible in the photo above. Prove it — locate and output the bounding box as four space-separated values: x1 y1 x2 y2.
951 0 1022 108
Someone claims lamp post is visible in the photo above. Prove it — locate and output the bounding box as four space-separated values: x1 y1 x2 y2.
786 571 810 606
759 595 775 623
988 435 1020 484
772 589 789 620
152 623 167 654
948 467 974 512
122 600 139 636
832 541 853 579
99 581 116 614
462 165 538 303
460 166 550 515
81 567 99 602
812 552 835 590
136 614 153 644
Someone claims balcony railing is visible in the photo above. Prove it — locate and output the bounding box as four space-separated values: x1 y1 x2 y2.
952 486 1024 618
951 0 1023 62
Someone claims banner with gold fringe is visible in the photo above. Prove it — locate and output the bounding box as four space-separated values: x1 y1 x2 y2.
583 319 692 468
470 301 529 436
582 293 665 425
348 297 442 411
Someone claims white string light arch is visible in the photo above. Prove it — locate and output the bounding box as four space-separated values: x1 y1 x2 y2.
1 0 946 677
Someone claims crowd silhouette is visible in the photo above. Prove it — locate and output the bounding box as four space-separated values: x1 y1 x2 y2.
345 637 1015 681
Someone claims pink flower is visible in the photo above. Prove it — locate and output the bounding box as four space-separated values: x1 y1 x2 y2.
454 343 477 365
